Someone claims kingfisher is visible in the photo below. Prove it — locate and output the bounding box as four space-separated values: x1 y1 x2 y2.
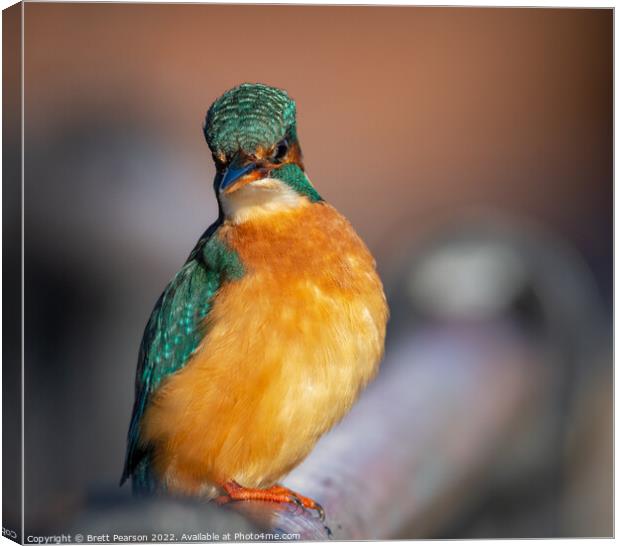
121 83 388 517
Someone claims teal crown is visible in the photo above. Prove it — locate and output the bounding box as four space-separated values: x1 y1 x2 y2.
204 83 297 156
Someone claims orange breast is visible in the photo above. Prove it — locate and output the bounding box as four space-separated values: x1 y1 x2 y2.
141 202 388 496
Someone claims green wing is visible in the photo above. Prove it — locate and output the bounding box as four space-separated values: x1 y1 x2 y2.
121 222 243 491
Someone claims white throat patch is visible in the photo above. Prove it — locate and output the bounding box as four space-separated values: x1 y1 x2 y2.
220 177 306 224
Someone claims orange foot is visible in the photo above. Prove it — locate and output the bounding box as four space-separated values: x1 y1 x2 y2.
215 481 325 520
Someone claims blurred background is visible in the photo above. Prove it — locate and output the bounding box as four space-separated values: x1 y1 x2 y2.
7 4 612 539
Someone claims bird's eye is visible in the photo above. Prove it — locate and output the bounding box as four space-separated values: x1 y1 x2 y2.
271 140 289 163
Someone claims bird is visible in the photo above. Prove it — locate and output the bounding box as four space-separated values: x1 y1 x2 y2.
120 83 388 517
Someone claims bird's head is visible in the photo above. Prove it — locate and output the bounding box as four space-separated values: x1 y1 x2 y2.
204 83 321 224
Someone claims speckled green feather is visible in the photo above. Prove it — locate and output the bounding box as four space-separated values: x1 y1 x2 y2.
121 223 244 491
204 83 296 157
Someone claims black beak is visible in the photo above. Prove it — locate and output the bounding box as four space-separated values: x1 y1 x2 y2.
219 153 258 191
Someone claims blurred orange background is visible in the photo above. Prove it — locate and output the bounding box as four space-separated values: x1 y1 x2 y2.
24 5 612 267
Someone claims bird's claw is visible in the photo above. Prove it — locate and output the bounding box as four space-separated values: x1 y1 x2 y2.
291 493 325 520
313 501 326 521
